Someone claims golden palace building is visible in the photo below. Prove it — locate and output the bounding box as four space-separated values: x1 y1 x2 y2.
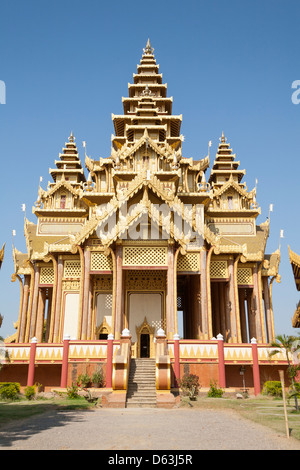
289 247 300 328
1 41 290 406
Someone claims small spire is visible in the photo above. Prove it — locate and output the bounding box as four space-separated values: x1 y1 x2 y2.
219 131 227 143
68 131 75 143
143 38 154 55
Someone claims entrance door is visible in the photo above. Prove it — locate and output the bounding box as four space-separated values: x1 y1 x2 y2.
128 292 162 358
140 333 150 358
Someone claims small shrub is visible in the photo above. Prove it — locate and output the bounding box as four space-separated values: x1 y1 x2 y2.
91 368 104 387
24 385 36 400
66 382 80 399
77 373 91 388
207 380 224 398
179 374 200 400
0 382 21 400
262 381 282 397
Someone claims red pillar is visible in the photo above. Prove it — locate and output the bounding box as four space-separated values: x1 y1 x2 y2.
27 337 37 386
106 334 114 388
251 337 261 395
173 334 180 388
217 333 226 388
60 335 70 388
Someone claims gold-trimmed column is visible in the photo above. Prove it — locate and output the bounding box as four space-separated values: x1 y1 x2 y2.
166 243 175 339
36 288 46 342
71 245 84 341
200 248 209 339
239 289 248 343
219 282 226 339
252 263 263 343
173 246 180 337
262 276 272 343
29 265 40 340
206 246 214 339
108 247 117 338
24 260 34 343
233 255 242 343
258 261 267 343
44 254 57 344
114 244 123 340
228 257 237 343
81 248 91 340
11 273 24 343
269 275 279 343
53 256 63 343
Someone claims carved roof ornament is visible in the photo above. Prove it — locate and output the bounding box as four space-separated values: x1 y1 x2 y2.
141 84 154 97
143 38 154 55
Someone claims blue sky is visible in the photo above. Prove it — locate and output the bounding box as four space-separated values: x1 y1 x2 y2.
0 0 299 339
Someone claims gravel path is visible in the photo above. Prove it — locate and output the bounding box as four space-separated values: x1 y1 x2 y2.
1 407 300 451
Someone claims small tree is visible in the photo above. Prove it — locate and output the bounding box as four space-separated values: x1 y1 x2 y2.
178 374 200 400
268 334 300 411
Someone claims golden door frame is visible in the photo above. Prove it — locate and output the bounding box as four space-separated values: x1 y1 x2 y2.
92 288 113 340
126 290 165 358
135 316 156 358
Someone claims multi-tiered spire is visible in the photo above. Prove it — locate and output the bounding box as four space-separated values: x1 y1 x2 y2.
208 132 245 189
49 132 86 186
111 39 182 152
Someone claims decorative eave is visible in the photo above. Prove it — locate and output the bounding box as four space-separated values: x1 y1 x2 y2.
212 176 250 199
12 247 31 275
73 169 212 248
41 179 82 199
0 243 5 269
292 302 300 328
289 246 300 291
111 130 171 162
262 249 281 277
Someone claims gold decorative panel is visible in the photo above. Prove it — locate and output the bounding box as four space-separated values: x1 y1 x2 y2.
123 246 167 267
91 252 113 271
62 280 80 291
125 270 166 290
40 267 54 285
93 276 113 291
237 267 253 285
64 260 81 279
210 261 228 279
177 252 200 272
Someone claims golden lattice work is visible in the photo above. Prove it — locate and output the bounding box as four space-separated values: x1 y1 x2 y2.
177 252 200 272
91 252 113 271
93 275 113 291
210 261 228 279
125 270 166 290
64 260 81 278
40 267 54 284
237 267 253 285
123 246 167 267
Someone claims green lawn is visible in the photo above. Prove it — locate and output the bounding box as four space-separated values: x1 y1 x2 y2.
0 396 95 428
180 395 300 440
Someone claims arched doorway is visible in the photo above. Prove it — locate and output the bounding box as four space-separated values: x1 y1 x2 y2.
135 317 155 358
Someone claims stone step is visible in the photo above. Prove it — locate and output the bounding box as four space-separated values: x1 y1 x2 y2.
127 397 157 403
126 403 157 408
127 392 156 401
126 358 156 408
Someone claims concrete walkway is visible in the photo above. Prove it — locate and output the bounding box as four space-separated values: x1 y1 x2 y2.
1 407 300 450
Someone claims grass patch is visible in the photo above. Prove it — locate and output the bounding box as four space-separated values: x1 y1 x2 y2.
0 397 96 428
180 396 300 440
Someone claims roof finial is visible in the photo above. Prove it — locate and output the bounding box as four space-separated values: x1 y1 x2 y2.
220 131 227 143
143 38 154 55
69 131 75 143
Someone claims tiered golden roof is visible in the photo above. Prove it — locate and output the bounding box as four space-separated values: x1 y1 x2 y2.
11 40 280 292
